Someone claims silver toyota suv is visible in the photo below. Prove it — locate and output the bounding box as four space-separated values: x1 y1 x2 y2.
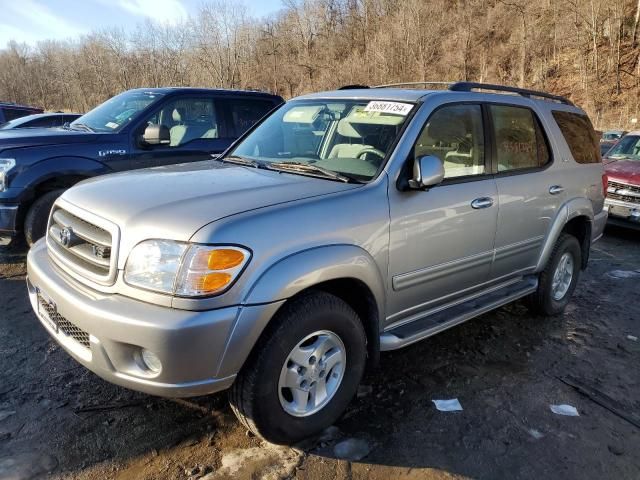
26 82 608 444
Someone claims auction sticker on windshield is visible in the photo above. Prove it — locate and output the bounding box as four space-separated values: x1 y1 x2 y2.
364 101 413 116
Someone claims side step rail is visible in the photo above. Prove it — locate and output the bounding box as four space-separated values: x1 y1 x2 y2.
380 277 538 351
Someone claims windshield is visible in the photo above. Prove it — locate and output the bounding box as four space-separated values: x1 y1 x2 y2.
228 99 414 181
603 132 622 141
71 90 164 133
606 135 640 161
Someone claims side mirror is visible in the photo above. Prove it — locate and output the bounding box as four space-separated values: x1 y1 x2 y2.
142 124 170 146
408 155 445 189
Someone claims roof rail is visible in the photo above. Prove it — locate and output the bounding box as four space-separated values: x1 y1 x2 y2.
449 82 573 105
337 84 370 90
373 81 453 89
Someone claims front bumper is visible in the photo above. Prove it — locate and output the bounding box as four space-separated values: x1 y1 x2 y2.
0 204 19 236
604 198 640 229
26 240 280 398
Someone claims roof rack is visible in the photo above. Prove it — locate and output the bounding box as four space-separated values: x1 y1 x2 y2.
372 81 453 89
337 81 573 105
449 82 573 105
337 84 370 90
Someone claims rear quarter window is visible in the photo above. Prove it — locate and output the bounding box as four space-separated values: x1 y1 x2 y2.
552 111 601 164
229 99 277 136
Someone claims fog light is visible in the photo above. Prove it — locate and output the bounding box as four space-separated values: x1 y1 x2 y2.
140 349 162 374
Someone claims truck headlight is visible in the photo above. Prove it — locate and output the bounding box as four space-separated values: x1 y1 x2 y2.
0 158 16 192
124 240 250 297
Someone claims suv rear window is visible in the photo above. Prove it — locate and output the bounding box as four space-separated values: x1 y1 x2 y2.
552 111 601 164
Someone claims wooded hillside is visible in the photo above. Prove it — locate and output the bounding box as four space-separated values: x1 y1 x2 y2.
1 0 639 129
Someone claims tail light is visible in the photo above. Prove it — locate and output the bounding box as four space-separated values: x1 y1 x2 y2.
602 173 608 198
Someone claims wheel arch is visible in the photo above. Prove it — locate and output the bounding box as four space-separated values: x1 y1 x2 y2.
217 245 386 377
535 197 594 272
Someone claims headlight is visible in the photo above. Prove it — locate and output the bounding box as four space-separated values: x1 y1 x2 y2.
124 240 250 297
0 158 16 192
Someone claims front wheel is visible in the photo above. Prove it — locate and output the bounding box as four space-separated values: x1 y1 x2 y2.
229 291 367 444
24 189 65 246
527 233 581 316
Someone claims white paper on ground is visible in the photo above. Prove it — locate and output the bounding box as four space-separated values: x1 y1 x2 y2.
550 404 579 416
432 399 463 412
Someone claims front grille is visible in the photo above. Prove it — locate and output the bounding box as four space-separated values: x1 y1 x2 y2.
37 293 90 349
607 181 640 204
47 207 115 283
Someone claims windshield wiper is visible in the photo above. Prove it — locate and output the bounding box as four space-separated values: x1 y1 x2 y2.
220 155 262 168
70 123 94 133
267 161 358 183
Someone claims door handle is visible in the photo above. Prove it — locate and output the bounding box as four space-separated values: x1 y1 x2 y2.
549 185 564 195
471 197 494 209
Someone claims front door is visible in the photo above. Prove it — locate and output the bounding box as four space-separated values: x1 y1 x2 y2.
387 103 499 326
129 96 232 170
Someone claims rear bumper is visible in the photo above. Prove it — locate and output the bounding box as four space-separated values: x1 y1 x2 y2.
26 240 283 398
591 209 608 242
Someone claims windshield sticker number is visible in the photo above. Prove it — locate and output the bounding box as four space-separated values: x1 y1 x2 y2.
364 101 413 116
105 122 119 129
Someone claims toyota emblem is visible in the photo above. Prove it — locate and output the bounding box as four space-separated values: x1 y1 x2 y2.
59 227 72 247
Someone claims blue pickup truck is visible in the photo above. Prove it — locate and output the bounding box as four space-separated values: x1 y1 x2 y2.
0 88 283 246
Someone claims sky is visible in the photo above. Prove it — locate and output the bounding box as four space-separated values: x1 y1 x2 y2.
0 0 285 48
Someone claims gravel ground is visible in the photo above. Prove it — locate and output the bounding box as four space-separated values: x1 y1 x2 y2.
0 227 639 480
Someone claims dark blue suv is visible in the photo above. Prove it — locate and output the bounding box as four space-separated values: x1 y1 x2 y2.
0 88 283 246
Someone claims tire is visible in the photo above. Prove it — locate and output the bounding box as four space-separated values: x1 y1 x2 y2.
527 233 581 316
229 291 367 444
24 189 65 246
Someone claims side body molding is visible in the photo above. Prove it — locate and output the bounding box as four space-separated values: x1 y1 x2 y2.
534 197 594 272
216 245 386 378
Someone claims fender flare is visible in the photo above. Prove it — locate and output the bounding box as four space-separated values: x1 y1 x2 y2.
534 197 594 272
216 245 386 378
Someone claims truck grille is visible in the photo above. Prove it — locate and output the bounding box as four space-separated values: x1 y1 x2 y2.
47 206 117 285
607 181 640 205
37 292 90 349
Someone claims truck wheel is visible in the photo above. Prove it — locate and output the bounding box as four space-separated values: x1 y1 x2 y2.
527 233 581 316
24 190 65 246
229 291 367 444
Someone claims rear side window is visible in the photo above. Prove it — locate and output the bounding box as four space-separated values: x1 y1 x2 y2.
552 111 601 164
228 99 276 136
490 105 550 172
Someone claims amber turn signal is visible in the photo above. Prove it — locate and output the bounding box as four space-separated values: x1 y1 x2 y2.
190 272 232 292
207 249 246 270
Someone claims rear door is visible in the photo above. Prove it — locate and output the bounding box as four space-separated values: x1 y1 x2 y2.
489 104 559 279
129 95 231 169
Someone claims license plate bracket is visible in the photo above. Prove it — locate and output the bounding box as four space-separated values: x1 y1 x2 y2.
36 287 59 333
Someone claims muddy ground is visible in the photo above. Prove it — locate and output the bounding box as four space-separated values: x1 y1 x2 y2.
1 227 639 480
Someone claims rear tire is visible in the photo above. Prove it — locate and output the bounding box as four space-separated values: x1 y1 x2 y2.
229 291 367 444
24 189 65 246
527 233 581 316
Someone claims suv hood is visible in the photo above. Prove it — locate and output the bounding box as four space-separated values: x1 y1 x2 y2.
62 160 360 258
0 127 97 151
604 159 640 185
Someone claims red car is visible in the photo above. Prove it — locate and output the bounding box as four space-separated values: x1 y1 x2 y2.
603 131 640 228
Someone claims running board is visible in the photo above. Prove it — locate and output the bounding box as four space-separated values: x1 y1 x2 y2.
380 276 538 351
